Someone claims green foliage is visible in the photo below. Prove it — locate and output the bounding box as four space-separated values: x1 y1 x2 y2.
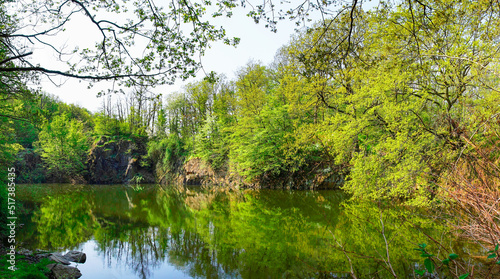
194 115 229 170
147 134 187 177
158 74 237 172
414 243 470 278
14 148 45 183
13 120 38 148
229 94 304 181
177 64 323 184
269 0 500 201
234 62 271 118
56 102 93 127
4 0 500 278
93 113 131 137
0 255 53 279
0 0 246 89
130 173 144 186
487 244 499 264
36 114 90 182
0 43 31 237
0 176 8 236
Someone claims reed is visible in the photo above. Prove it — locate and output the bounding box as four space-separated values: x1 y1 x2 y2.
442 134 500 249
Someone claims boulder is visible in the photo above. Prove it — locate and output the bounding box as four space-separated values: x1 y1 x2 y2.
17 248 33 256
64 251 86 263
47 263 82 279
49 253 70 265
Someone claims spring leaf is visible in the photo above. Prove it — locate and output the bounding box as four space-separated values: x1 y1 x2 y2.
424 258 434 273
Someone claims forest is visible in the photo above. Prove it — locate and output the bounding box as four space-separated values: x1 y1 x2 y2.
1 0 500 278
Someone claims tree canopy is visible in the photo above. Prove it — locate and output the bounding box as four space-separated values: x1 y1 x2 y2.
0 0 346 92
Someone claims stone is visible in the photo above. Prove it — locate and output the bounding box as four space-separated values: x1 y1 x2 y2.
35 253 51 260
63 251 86 263
35 249 50 253
49 253 70 265
47 264 82 279
17 248 33 256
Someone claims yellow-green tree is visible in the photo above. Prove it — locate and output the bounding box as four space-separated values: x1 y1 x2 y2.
280 0 500 203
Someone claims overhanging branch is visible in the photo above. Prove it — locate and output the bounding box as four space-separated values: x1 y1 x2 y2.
0 52 33 65
0 65 178 81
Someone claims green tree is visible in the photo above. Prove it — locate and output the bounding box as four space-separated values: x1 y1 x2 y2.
280 1 500 203
194 114 228 170
230 93 294 181
36 114 90 182
234 62 271 118
93 113 131 137
192 75 235 170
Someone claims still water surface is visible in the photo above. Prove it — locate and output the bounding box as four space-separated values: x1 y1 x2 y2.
16 184 467 278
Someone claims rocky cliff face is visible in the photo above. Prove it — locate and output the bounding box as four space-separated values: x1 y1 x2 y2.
177 158 344 190
86 136 154 184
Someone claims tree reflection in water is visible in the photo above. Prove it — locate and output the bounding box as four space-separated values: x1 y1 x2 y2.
17 184 468 278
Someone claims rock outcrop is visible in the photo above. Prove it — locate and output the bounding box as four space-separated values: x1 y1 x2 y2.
46 251 87 279
86 136 154 184
63 251 86 263
180 158 215 185
177 158 344 190
177 158 251 188
49 253 70 265
47 263 82 279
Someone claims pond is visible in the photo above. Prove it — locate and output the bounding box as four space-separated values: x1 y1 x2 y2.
16 184 478 278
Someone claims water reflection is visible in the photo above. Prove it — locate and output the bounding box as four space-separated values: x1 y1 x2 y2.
17 184 461 278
